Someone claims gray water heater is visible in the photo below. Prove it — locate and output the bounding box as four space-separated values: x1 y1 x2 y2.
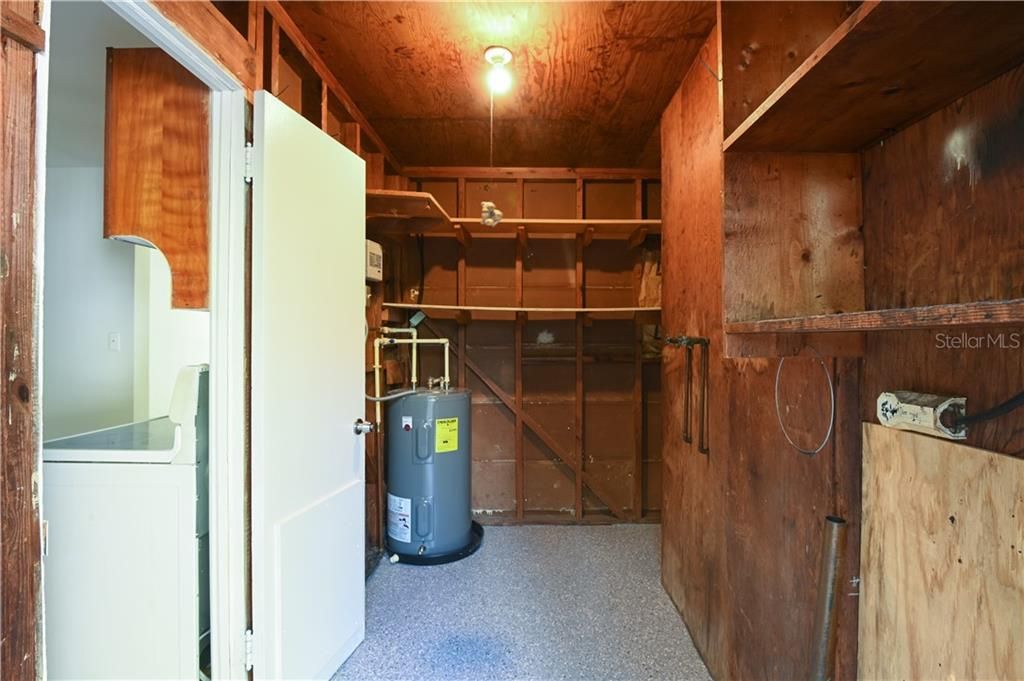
385 389 483 564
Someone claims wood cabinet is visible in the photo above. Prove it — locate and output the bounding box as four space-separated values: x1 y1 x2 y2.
104 48 210 309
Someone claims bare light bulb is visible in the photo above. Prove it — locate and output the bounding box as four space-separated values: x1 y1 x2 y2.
487 64 512 95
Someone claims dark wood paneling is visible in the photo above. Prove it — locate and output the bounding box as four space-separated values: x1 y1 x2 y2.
861 62 1024 459
863 63 1024 311
660 30 728 675
662 27 860 681
2 18 44 679
105 48 210 309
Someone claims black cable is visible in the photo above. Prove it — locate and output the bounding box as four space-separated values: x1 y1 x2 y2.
954 390 1024 426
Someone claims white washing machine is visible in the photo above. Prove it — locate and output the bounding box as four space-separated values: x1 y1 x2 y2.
43 365 210 680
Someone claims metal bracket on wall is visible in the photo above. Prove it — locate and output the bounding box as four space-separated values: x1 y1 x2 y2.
667 336 710 455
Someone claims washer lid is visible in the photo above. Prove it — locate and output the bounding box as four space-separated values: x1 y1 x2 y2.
43 417 181 463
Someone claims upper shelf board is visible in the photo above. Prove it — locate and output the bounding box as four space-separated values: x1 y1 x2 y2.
723 0 1024 152
723 298 1024 334
367 190 658 239
384 302 661 322
366 189 451 231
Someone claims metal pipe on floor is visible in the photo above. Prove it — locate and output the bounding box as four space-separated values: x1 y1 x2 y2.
811 515 847 681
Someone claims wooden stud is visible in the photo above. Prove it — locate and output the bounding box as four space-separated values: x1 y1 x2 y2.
516 225 529 250
632 181 644 519
457 177 467 389
263 0 401 170
2 29 43 678
340 122 361 156
514 231 525 521
364 152 385 190
574 235 585 521
269 21 281 96
249 2 265 89
319 78 329 131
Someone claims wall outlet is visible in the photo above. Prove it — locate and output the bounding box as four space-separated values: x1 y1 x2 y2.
108 332 122 352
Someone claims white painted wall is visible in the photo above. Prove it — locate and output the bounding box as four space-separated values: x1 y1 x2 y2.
42 167 135 440
43 1 208 436
133 249 210 420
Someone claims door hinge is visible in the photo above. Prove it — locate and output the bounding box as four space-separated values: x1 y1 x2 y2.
41 520 48 557
243 628 254 671
244 143 254 184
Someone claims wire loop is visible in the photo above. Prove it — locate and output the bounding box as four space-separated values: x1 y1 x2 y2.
774 352 835 457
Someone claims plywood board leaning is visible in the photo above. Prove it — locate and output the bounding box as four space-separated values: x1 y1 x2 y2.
859 423 1024 680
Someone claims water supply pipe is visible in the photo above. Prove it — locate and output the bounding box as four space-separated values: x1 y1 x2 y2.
371 334 450 426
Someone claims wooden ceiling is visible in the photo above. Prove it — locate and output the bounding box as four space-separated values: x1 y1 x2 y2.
284 2 715 168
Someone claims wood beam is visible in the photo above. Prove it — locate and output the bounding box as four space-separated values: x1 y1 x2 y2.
1 4 44 52
404 166 661 180
453 224 472 249
627 226 648 249
263 0 401 171
152 0 257 89
514 233 525 520
2 31 43 679
574 239 585 521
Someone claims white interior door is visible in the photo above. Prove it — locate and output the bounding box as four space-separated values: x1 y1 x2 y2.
251 91 366 680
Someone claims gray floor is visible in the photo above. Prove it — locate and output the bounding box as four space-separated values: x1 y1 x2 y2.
333 524 710 681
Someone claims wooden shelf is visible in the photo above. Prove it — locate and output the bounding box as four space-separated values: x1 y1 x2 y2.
384 302 660 323
723 299 1024 334
366 190 659 240
723 1 1024 152
366 189 451 231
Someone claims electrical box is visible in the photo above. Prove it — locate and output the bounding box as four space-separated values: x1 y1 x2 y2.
876 391 967 440
366 240 383 282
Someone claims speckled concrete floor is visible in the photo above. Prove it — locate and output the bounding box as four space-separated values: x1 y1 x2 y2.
332 524 710 681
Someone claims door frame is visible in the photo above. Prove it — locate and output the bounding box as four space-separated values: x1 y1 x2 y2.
37 2 250 678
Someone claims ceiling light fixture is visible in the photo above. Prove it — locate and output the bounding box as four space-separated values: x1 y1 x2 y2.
484 45 513 95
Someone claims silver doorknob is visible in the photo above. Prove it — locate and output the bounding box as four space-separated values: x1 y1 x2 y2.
353 419 376 435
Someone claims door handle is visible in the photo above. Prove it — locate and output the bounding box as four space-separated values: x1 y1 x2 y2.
353 419 376 436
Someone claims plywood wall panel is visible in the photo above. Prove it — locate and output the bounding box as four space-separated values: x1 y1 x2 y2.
524 181 576 219
719 1 853 137
417 179 458 216
859 424 1024 680
659 31 729 675
465 179 521 219
723 152 863 323
661 26 861 680
861 62 1024 460
584 181 636 219
863 62 1024 310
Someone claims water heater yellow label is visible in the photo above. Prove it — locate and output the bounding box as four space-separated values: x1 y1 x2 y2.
435 417 459 453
